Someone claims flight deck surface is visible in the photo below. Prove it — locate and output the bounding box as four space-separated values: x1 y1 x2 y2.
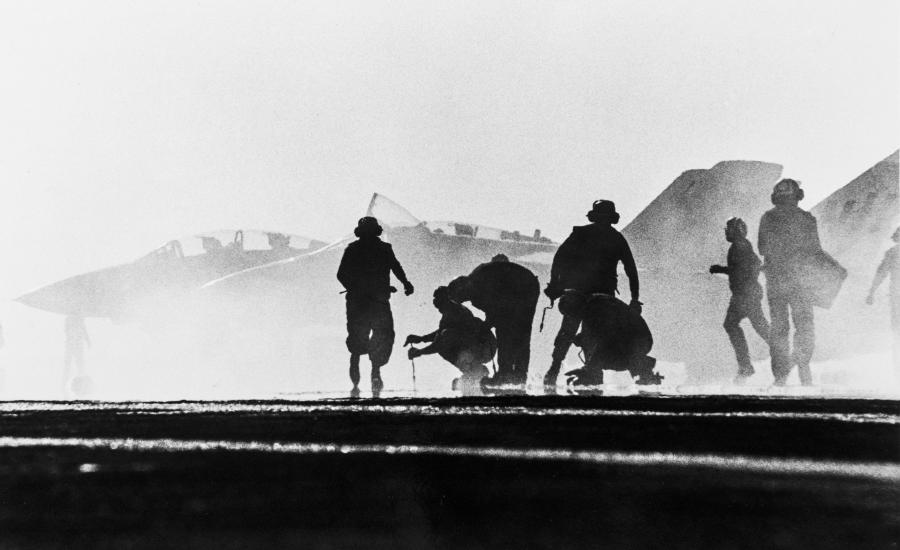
0 395 896 549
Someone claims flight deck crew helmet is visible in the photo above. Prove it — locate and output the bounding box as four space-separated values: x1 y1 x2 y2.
725 217 748 239
771 179 804 205
587 200 621 224
354 216 383 237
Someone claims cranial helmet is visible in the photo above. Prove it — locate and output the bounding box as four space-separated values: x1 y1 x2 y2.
771 179 804 205
725 217 748 238
587 200 620 224
354 216 383 238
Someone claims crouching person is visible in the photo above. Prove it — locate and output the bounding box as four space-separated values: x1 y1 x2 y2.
559 290 661 387
405 287 497 394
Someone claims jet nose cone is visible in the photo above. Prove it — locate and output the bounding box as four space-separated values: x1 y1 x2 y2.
16 274 104 316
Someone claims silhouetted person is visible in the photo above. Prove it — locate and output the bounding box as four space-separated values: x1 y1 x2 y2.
64 315 90 393
448 254 539 386
866 226 900 373
560 291 659 386
337 217 414 393
710 217 770 383
543 200 640 386
405 287 495 393
758 179 822 386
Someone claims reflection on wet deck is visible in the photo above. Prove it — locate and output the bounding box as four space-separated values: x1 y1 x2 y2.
1 436 898 481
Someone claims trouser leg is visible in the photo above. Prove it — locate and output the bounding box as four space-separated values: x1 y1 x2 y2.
546 315 580 383
746 299 770 345
511 320 532 385
767 289 791 384
791 296 815 386
345 298 371 386
496 315 533 385
723 300 753 376
368 302 395 371
345 298 370 355
513 300 537 385
494 322 516 383
349 353 361 387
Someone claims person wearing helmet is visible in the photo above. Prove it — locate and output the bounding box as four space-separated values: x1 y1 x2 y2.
758 179 822 386
542 200 641 387
404 287 495 393
448 254 540 387
866 226 900 374
710 217 770 384
337 216 415 394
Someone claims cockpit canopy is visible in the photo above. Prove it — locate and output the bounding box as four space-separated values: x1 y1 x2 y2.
139 230 326 262
423 221 554 244
366 193 555 245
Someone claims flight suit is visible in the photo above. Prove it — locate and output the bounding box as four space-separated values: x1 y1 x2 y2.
545 223 639 383
719 237 770 377
758 205 821 385
337 237 411 371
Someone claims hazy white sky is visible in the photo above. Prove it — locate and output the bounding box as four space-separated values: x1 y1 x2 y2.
0 0 897 298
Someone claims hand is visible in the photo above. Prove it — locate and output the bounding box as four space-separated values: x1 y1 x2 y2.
404 281 415 296
630 299 643 315
407 347 421 360
865 294 874 306
544 284 562 301
403 334 420 346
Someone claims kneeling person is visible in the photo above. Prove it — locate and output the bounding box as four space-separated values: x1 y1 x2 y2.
560 290 660 386
405 287 496 390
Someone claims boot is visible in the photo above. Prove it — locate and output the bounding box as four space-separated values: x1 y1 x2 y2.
371 367 384 394
566 367 603 386
543 359 563 387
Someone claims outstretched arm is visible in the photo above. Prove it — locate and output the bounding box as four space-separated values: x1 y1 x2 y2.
407 330 441 358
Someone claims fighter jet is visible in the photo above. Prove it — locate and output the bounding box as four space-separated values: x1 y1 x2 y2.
16 229 328 322
192 194 558 382
201 194 557 326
